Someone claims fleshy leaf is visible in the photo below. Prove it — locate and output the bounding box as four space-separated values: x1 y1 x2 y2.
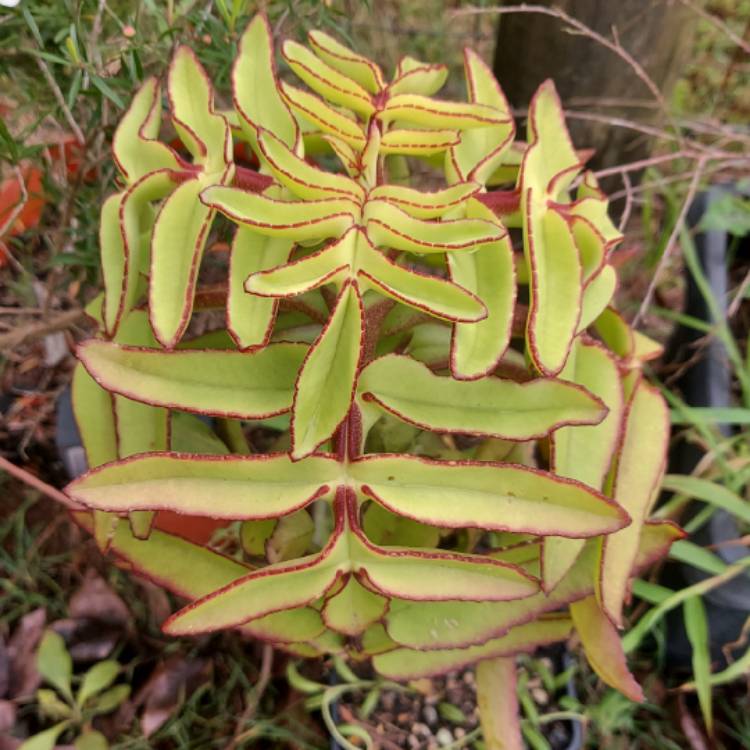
308 30 384 93
368 182 480 219
229 226 293 348
163 518 348 634
202 185 357 241
149 177 218 348
449 198 515 378
578 264 617 332
281 82 366 148
384 520 682 650
524 202 582 375
77 340 307 418
322 576 388 635
447 49 514 185
389 57 448 97
112 77 180 181
380 94 511 129
245 229 354 297
257 129 364 202
357 236 486 322
365 200 504 254
101 170 176 336
350 454 628 537
476 657 523 750
282 40 375 117
543 339 623 590
291 281 363 459
599 379 670 625
570 596 644 702
168 47 230 173
67 452 340 518
374 618 573 680
358 354 606 439
380 128 460 156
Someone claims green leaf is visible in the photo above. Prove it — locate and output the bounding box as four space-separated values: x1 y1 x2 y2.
75 511 327 644
368 182 480 220
240 519 276 556
37 631 73 701
322 576 389 635
291 281 363 459
357 235 486 322
202 185 357 241
37 689 73 720
229 225 293 348
362 502 440 548
169 46 230 172
91 684 130 715
570 596 644 702
578 264 617 332
308 30 384 93
164 522 349 635
72 362 118 469
351 526 538 603
266 510 315 562
112 77 179 181
670 540 727 576
543 339 623 590
234 14 299 150
594 307 634 360
599 379 670 625
74 730 109 750
389 57 448 97
684 596 713 733
149 177 217 348
384 520 682 651
380 128 460 156
475 657 523 750
661 475 750 525
18 722 71 750
523 203 582 376
373 618 572 680
448 49 514 185
282 40 375 117
257 129 364 202
246 229 353 298
91 75 124 108
77 661 119 707
365 200 503 254
522 80 581 198
381 94 510 130
77 340 307 419
67 453 341 518
359 354 606 440
350 454 627 537
281 82 366 148
170 412 229 455
449 198 515 378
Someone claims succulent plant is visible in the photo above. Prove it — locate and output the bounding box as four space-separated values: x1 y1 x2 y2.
65 14 681 746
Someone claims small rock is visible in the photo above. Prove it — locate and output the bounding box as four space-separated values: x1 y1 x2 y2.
463 671 475 685
455 728 466 739
397 712 410 725
436 728 454 746
408 736 421 750
531 687 549 706
412 722 431 738
423 704 438 726
381 692 396 711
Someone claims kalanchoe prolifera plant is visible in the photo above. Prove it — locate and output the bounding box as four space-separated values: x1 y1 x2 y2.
65 14 683 747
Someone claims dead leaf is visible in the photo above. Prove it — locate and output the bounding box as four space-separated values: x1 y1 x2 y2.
7 607 46 698
677 694 709 750
69 571 131 628
135 656 211 737
138 581 171 628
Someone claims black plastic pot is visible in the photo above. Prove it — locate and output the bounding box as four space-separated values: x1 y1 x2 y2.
664 184 750 666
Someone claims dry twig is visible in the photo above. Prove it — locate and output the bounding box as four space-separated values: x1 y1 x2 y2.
0 307 85 352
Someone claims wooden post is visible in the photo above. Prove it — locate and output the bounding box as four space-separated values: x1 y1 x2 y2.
492 1 696 174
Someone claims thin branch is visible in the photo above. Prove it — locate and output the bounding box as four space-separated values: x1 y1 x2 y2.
0 455 83 510
0 307 85 352
452 4 671 120
618 170 633 232
33 55 85 145
677 0 750 56
632 157 708 328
